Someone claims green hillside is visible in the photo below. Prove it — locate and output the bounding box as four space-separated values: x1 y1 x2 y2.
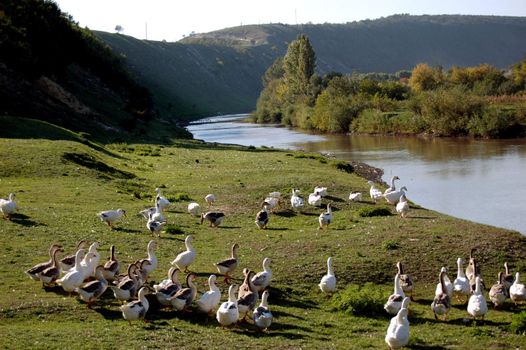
97 15 526 118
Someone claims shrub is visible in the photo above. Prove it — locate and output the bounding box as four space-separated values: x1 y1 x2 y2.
468 107 522 138
331 283 388 317
332 160 353 173
382 240 401 250
357 207 392 217
169 192 192 202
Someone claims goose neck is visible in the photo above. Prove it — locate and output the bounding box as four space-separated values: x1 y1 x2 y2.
457 259 465 277
228 285 237 302
327 258 334 276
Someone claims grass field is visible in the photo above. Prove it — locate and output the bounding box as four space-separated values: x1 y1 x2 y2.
1 119 525 349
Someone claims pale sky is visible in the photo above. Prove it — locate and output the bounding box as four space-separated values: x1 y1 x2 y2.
53 0 526 42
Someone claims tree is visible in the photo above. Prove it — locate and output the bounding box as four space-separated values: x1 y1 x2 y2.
408 63 445 93
283 34 316 102
115 25 123 34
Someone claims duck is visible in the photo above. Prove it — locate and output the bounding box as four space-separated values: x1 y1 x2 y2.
0 193 19 219
120 286 149 324
453 258 471 303
75 265 108 308
59 239 88 272
290 188 304 210
384 274 405 315
216 284 239 327
308 191 322 207
251 257 272 293
385 297 410 350
140 240 157 277
255 203 270 229
489 272 507 308
154 267 181 306
396 262 414 300
110 264 139 301
318 203 333 230
38 246 64 287
169 273 197 312
510 272 526 304
237 270 258 321
314 186 328 197
215 243 239 284
503 262 514 293
25 243 62 281
56 249 94 293
155 187 171 209
384 176 400 195
368 181 384 204
384 186 407 205
196 274 221 316
319 257 337 294
253 290 273 332
396 194 410 218
187 202 201 216
200 211 225 227
97 208 126 228
171 235 195 272
205 193 216 206
101 245 119 282
146 212 165 236
431 270 451 320
435 267 453 298
467 276 488 320
349 191 362 202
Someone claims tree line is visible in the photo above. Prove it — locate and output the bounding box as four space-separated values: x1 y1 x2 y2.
253 34 526 138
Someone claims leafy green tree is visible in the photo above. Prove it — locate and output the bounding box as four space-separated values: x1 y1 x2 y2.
409 63 445 92
283 34 316 102
511 57 526 91
262 57 284 87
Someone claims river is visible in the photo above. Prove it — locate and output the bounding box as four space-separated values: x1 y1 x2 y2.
187 114 526 235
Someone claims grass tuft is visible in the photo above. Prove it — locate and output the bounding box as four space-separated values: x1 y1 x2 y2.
357 206 392 217
509 311 526 335
331 283 388 317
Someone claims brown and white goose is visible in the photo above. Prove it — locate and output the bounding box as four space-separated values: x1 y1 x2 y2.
215 243 239 284
26 243 62 281
169 273 197 312
489 272 507 308
38 247 64 287
201 211 225 227
76 265 108 308
237 270 258 321
255 203 270 229
59 239 88 272
396 262 414 300
431 270 451 320
154 267 181 306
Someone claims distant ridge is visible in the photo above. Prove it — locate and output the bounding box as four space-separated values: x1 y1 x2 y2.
98 14 526 118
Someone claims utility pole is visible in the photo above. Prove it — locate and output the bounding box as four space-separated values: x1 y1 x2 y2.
295 8 297 25
145 22 148 40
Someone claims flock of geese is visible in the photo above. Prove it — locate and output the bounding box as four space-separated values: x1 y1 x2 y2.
4 175 525 347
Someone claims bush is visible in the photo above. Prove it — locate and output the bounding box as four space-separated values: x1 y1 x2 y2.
169 192 192 202
382 240 401 250
331 283 388 317
357 207 392 217
468 107 522 138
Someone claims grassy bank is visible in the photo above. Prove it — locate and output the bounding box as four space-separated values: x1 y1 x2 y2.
1 124 525 349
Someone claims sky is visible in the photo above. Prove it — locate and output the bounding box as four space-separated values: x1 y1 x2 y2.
53 0 526 42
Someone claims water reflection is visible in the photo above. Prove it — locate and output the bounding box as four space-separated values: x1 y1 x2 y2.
188 114 526 234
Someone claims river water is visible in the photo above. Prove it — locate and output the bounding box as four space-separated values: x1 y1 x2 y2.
187 114 526 235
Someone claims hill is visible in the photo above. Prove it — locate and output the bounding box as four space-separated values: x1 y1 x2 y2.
1 125 525 348
97 15 526 118
0 0 189 143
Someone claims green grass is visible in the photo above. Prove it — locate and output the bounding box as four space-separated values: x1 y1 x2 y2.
1 130 525 349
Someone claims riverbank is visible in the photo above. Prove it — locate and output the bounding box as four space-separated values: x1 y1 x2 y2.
1 127 525 348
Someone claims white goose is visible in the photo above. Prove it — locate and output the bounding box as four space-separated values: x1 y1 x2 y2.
510 272 526 304
120 287 149 323
308 191 322 207
467 276 488 320
171 235 195 272
0 193 19 219
196 274 221 316
80 241 100 278
140 240 157 277
319 257 336 294
431 270 451 320
187 202 201 216
251 257 272 293
384 186 407 205
453 258 471 303
155 187 171 209
384 176 400 195
59 239 88 272
151 199 165 223
384 274 405 315
263 192 280 211
290 188 304 211
396 194 410 218
253 290 273 332
314 186 328 197
56 249 93 293
435 267 453 298
97 208 126 228
216 284 239 327
385 297 410 350
318 203 333 230
349 191 362 202
205 193 216 206
368 181 384 204
489 272 507 308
